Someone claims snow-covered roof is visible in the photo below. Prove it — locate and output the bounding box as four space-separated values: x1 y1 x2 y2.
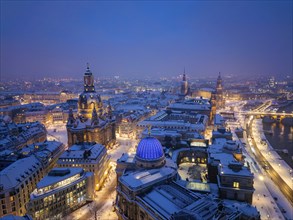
0 156 42 191
223 200 260 218
36 168 83 189
168 99 211 111
21 141 62 155
115 104 146 111
117 153 135 163
141 128 182 138
138 184 199 218
220 163 253 177
170 103 210 110
139 120 205 132
120 165 177 190
58 143 107 161
138 183 221 220
214 114 225 125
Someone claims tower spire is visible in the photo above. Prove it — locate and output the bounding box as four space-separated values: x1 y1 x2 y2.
183 69 186 82
84 63 95 92
147 124 152 137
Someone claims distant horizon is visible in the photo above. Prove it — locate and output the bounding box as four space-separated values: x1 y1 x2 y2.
1 70 290 83
1 1 292 81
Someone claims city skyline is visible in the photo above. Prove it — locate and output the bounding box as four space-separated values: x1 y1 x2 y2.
1 1 292 80
0 50 292 219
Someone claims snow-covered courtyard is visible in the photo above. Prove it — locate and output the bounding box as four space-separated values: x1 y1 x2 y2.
178 162 208 182
46 123 68 147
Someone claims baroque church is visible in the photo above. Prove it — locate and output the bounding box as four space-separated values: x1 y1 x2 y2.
66 65 116 148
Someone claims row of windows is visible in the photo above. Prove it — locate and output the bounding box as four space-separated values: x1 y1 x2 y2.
33 196 85 220
32 187 86 209
0 169 43 216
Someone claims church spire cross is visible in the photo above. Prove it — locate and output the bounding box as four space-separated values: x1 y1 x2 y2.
147 124 152 136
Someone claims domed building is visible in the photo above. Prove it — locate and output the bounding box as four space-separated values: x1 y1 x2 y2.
135 136 166 168
66 65 116 148
115 136 260 220
115 135 175 181
115 136 178 219
77 66 103 118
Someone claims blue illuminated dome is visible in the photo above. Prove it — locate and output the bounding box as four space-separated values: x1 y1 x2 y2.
135 137 165 168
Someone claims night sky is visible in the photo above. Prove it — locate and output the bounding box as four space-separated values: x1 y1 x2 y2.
1 1 292 80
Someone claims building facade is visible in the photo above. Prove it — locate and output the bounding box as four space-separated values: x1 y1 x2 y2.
57 142 110 191
0 156 44 217
27 168 94 220
217 162 254 203
66 65 116 148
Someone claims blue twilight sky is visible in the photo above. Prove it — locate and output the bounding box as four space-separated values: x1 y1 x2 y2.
1 0 292 80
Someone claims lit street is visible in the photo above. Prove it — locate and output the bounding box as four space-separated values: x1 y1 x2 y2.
65 136 137 220
227 100 293 219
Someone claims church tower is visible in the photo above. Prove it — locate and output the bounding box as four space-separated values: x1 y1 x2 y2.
67 64 116 148
216 72 225 109
180 68 189 97
84 63 95 92
210 92 217 124
78 64 103 119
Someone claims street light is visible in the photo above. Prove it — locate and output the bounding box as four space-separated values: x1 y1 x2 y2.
259 175 264 181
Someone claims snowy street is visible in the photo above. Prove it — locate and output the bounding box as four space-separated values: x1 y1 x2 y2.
65 136 137 220
227 111 293 220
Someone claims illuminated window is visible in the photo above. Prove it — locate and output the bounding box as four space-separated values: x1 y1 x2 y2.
233 182 239 188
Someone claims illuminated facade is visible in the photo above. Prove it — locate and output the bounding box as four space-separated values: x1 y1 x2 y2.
0 156 44 217
118 117 135 138
208 138 255 204
23 91 76 105
20 141 65 173
217 161 254 203
27 168 94 220
66 65 116 148
138 109 208 136
57 142 110 191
